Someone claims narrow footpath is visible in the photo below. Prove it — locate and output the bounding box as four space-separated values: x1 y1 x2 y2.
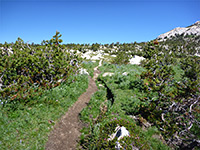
45 66 100 150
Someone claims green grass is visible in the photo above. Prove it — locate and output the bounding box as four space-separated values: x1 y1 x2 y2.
79 86 107 123
99 62 145 74
79 63 170 149
81 60 99 77
172 65 184 81
0 74 88 150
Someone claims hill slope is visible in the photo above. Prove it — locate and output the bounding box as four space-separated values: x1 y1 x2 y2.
157 21 200 41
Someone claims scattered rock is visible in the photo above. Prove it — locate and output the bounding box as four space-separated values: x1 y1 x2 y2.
79 68 89 75
99 59 103 67
1 47 13 56
57 79 62 83
81 50 104 61
98 84 103 87
129 55 145 65
108 125 130 149
115 141 122 150
111 54 117 57
122 72 128 76
102 72 114 77
108 125 130 141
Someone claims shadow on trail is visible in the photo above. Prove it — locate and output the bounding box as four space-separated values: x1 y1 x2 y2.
98 78 115 105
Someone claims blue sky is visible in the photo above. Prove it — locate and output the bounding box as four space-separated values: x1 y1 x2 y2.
0 0 200 44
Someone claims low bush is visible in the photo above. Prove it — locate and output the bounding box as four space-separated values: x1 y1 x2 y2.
111 51 130 65
97 118 170 150
137 42 200 148
0 31 81 104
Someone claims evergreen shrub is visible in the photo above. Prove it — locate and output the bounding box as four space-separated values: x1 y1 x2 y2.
0 31 81 103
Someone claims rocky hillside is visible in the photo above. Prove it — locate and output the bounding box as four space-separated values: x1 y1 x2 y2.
157 21 200 41
156 21 200 55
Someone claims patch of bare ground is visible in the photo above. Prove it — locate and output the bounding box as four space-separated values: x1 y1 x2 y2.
45 69 100 150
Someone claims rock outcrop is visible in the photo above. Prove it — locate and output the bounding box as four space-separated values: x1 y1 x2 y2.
157 21 200 41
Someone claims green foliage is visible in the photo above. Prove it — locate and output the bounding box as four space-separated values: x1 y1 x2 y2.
97 118 148 149
0 31 81 103
143 41 159 59
0 74 88 149
79 87 107 149
97 118 169 150
159 33 200 56
111 51 130 64
1 30 200 149
81 60 99 77
79 87 107 123
179 56 200 96
91 43 100 51
79 63 170 149
96 47 200 149
137 43 200 148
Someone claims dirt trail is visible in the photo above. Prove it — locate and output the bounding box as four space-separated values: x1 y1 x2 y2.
45 69 100 150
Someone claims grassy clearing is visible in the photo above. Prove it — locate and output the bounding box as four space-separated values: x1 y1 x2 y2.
0 75 88 150
81 60 99 77
79 62 170 149
79 86 107 123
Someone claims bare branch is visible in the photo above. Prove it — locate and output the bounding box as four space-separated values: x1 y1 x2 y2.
188 123 193 130
161 113 166 122
189 100 198 113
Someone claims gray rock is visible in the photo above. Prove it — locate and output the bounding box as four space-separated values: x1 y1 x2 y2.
157 21 200 41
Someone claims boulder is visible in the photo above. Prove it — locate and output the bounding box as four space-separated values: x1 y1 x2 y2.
102 72 114 77
108 125 130 150
122 72 128 76
129 55 145 65
79 68 89 75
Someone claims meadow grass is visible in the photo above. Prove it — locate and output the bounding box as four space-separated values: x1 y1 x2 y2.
81 60 99 77
79 63 171 149
0 75 88 150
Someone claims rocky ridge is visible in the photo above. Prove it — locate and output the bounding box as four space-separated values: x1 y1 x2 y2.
157 21 200 41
